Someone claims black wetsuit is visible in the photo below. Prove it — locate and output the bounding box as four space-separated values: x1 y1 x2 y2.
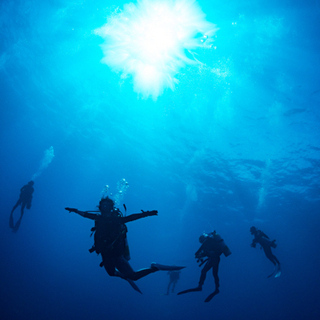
251 230 280 266
11 184 34 213
178 234 222 302
195 237 221 290
10 183 34 232
80 211 157 281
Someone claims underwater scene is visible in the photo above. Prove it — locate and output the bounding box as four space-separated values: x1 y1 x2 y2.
1 0 320 319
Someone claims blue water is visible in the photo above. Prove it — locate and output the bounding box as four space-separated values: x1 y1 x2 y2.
1 0 320 319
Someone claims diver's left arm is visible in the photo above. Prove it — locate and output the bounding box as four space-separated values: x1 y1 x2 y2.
122 210 158 223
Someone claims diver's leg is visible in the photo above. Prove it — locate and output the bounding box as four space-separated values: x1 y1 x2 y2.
20 203 26 216
212 258 220 291
172 280 177 293
203 257 220 302
198 259 212 288
116 256 157 281
166 281 171 295
11 199 21 214
264 247 278 266
12 210 24 233
9 212 14 229
127 267 157 281
102 256 118 277
272 254 280 266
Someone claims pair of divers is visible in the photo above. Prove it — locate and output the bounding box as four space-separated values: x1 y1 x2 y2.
178 227 281 302
65 197 184 294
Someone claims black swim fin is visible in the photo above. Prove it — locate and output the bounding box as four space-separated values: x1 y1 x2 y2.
204 289 219 302
267 264 281 278
127 279 142 294
9 213 14 229
151 263 185 271
177 286 202 295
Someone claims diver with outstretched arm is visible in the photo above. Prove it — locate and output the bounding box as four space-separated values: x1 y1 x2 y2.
250 226 281 278
65 196 184 293
178 231 231 302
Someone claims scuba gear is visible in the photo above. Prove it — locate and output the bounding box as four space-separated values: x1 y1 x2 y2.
197 258 209 267
199 234 206 244
251 229 277 249
195 231 231 259
89 204 131 265
214 232 232 257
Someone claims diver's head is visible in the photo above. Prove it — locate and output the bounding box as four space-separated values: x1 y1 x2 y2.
199 233 208 244
28 181 34 186
99 197 115 215
250 226 257 235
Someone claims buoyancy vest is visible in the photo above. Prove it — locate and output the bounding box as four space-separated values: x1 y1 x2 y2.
197 232 232 258
89 214 130 260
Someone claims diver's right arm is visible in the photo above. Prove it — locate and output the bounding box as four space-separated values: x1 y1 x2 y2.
65 207 96 220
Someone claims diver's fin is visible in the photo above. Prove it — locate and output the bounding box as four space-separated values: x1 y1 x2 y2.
267 268 276 278
151 263 185 271
267 264 281 278
204 289 220 302
9 213 14 229
12 219 21 233
275 270 281 278
177 286 202 295
275 265 281 278
127 279 142 294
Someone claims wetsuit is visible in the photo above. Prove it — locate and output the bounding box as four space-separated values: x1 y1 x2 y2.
76 210 158 281
10 182 34 232
195 237 221 290
251 230 280 266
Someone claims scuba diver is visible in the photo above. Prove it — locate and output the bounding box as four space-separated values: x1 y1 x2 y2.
250 226 281 278
178 231 231 302
65 197 184 293
9 181 34 232
165 270 181 295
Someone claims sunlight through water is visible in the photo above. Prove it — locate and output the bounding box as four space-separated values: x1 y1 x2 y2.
94 0 218 100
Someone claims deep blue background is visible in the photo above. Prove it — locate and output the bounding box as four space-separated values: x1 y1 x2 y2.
1 0 320 319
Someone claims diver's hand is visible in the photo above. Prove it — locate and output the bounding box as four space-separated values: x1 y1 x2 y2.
65 207 78 213
141 210 158 217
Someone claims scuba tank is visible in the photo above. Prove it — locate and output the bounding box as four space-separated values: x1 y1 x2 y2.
199 231 231 257
211 232 232 257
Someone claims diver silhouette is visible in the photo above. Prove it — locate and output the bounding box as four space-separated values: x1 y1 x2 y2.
165 270 181 295
178 231 231 302
65 197 185 293
250 226 281 278
9 181 34 232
